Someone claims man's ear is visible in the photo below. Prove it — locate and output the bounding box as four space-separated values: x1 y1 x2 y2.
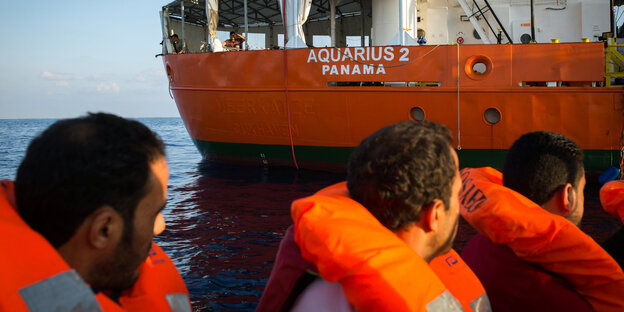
564 183 577 214
421 199 444 233
558 183 576 215
87 206 123 249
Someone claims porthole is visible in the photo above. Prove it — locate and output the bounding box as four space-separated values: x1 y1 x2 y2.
464 55 492 80
410 107 425 121
484 107 501 125
520 33 532 44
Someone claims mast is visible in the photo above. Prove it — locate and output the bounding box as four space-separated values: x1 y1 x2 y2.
530 0 535 42
330 0 337 47
244 0 249 50
181 1 186 50
611 0 615 36
398 0 404 45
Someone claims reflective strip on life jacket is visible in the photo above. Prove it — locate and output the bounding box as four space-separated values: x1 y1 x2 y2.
19 269 102 312
166 293 192 312
426 290 465 312
600 180 624 223
292 182 462 312
430 249 491 312
0 181 90 312
1 180 190 312
460 168 624 312
469 293 490 312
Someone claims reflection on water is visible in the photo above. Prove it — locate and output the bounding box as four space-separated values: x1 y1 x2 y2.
157 161 343 311
2 118 621 311
157 161 622 311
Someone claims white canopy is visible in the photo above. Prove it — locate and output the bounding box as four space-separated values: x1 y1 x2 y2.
278 0 312 48
372 0 419 46
205 0 221 51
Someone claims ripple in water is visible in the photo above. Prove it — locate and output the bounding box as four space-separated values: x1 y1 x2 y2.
1 117 621 311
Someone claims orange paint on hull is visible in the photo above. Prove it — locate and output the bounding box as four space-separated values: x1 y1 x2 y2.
163 42 623 165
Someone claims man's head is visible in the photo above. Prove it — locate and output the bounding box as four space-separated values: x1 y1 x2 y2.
15 113 168 290
170 34 180 43
347 121 461 262
503 131 585 226
230 31 236 39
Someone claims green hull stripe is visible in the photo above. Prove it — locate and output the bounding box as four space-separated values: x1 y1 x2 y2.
193 140 620 171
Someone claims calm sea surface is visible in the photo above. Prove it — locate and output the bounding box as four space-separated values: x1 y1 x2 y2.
0 117 621 311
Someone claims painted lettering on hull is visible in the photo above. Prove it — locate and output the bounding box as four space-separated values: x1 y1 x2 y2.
217 98 315 116
232 123 300 138
308 47 409 76
321 64 386 75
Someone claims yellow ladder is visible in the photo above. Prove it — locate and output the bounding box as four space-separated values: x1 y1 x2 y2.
606 37 624 87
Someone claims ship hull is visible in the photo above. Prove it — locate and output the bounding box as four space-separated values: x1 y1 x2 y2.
164 43 623 171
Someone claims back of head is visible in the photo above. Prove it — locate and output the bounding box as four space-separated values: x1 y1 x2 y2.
347 121 455 232
15 113 165 248
503 131 583 205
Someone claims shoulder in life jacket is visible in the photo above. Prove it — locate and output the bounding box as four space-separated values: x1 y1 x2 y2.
459 168 624 312
429 249 491 312
600 180 624 223
0 180 191 312
291 181 464 312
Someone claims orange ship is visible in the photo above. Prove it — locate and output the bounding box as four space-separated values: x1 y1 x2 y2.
160 0 624 171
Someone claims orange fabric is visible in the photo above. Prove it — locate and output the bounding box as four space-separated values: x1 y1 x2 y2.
600 180 624 223
119 242 191 311
430 249 486 312
292 182 449 312
96 294 127 312
0 180 189 312
0 181 77 311
460 168 624 311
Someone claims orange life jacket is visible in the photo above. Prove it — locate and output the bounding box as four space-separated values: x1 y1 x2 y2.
0 180 191 312
460 168 624 312
600 180 624 223
291 182 463 312
429 249 490 312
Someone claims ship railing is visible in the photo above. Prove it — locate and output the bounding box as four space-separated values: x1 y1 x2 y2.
606 37 624 87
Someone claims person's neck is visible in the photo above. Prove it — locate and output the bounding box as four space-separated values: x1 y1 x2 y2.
57 234 94 284
395 225 435 263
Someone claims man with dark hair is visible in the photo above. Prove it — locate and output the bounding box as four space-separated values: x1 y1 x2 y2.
259 121 488 311
222 31 245 50
346 120 459 261
460 131 624 311
502 131 585 225
1 113 190 311
169 34 183 54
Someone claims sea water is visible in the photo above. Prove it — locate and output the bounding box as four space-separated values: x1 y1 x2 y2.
0 117 620 311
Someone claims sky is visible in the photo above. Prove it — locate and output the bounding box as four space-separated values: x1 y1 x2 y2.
0 1 179 119
0 1 341 120
3 1 622 119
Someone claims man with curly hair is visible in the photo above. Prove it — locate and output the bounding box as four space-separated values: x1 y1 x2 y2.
259 121 485 311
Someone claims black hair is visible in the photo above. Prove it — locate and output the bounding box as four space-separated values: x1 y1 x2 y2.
230 31 236 35
503 131 583 205
347 121 456 232
170 34 179 38
15 112 165 248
